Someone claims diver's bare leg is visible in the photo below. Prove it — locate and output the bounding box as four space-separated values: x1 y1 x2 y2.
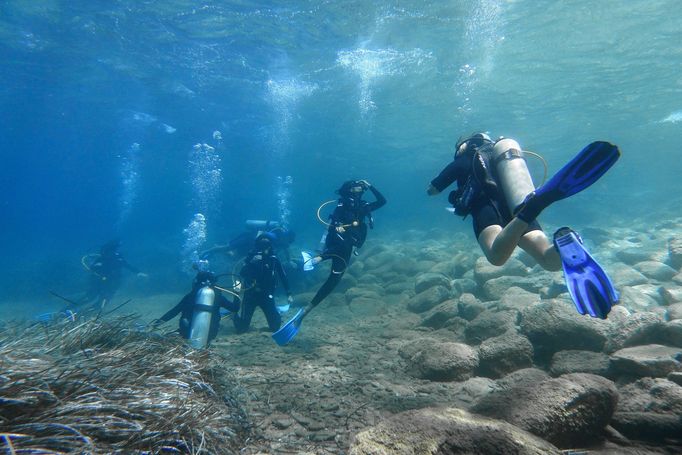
518 230 561 271
477 218 529 266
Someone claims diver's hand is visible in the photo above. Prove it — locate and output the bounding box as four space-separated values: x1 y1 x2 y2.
287 295 294 304
426 184 440 196
358 179 371 189
336 226 346 233
137 272 149 279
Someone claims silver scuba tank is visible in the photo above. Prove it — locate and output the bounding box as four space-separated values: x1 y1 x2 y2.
488 138 536 213
188 286 216 349
246 220 280 230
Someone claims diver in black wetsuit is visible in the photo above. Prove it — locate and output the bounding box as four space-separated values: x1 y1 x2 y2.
154 270 239 344
233 233 293 333
300 179 386 319
73 239 147 312
200 223 297 264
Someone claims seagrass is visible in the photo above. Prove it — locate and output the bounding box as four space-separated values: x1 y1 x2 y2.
0 315 250 454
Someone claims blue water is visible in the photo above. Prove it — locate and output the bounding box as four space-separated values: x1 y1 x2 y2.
1 0 681 306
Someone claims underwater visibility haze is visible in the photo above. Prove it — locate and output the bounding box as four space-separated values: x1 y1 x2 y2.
1 1 682 453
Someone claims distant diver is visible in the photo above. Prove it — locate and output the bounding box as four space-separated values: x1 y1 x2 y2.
427 133 620 319
64 239 147 314
273 179 386 346
153 267 239 348
233 233 293 334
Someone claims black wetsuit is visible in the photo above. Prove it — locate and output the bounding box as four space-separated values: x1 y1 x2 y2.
431 148 541 238
234 250 290 333
159 282 239 343
309 186 386 308
75 251 140 310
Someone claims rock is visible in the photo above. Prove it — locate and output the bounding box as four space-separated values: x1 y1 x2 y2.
519 300 608 359
494 286 542 313
456 294 486 321
420 299 459 329
634 260 678 282
471 373 618 448
632 284 664 305
465 310 518 345
446 377 499 409
603 311 664 353
385 282 411 294
668 371 682 386
473 257 529 284
610 263 649 286
496 368 550 389
612 378 682 442
404 342 479 382
415 273 451 294
621 319 682 349
618 286 660 312
550 350 612 377
406 285 451 313
399 338 439 360
661 286 682 305
674 272 682 285
345 288 381 304
616 248 655 265
451 278 477 295
667 303 682 321
440 317 469 340
272 418 294 429
349 407 562 455
477 332 534 379
669 237 682 270
482 275 541 301
610 344 682 378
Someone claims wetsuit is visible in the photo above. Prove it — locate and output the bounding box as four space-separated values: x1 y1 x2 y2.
431 146 541 238
159 282 239 343
309 186 386 308
234 250 291 333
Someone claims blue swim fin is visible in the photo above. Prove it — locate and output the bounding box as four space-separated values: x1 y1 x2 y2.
553 228 619 319
517 141 620 223
272 308 305 346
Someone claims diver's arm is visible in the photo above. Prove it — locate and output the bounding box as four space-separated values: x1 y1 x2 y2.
365 185 386 211
429 160 465 195
121 258 141 274
159 297 188 322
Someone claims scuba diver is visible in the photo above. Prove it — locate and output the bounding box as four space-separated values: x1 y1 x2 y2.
67 239 147 313
233 232 293 333
153 267 239 348
272 179 386 346
200 220 297 264
426 132 620 319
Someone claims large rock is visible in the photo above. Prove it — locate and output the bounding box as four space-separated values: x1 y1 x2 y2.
610 344 682 378
477 332 534 379
402 341 479 382
494 286 542 313
661 286 682 305
519 300 608 359
618 286 660 312
612 378 682 441
550 350 612 377
667 303 682 321
406 285 451 313
633 260 678 282
471 373 618 448
456 293 485 321
603 310 664 353
415 273 451 294
482 275 541 301
616 248 655 265
620 319 682 349
465 310 518 344
349 407 562 455
420 299 459 329
474 257 529 284
610 263 648 286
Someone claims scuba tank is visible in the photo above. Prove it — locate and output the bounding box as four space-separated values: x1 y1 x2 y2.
488 138 536 213
246 220 280 230
188 286 216 349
